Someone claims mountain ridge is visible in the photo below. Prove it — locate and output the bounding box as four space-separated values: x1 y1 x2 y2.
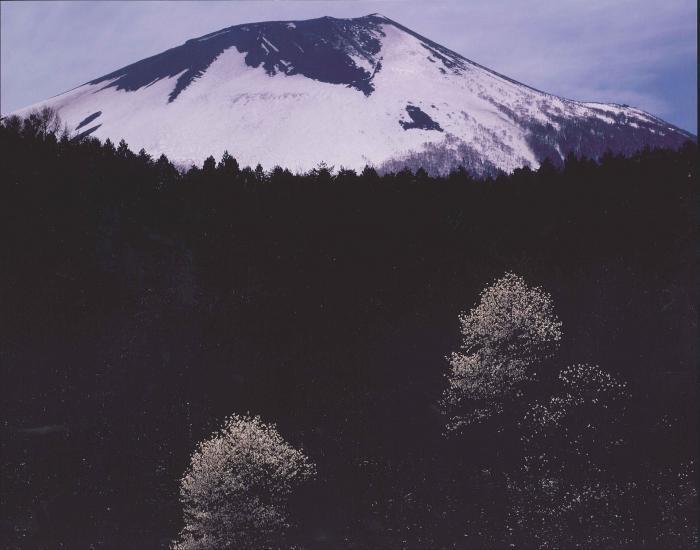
10 14 695 175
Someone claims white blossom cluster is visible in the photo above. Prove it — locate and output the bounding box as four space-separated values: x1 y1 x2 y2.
457 273 563 358
558 363 628 405
442 273 562 431
173 414 316 550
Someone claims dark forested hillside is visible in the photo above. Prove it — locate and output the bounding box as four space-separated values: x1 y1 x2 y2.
0 113 697 549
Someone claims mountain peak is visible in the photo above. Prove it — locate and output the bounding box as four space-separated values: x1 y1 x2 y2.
87 12 392 101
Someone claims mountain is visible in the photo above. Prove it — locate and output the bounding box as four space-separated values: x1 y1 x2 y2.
10 14 694 175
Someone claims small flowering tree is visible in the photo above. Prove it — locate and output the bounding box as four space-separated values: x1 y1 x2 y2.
520 363 629 476
173 414 316 550
442 273 563 432
510 364 632 548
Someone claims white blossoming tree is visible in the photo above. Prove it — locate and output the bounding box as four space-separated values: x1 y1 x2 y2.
172 414 316 550
442 273 563 432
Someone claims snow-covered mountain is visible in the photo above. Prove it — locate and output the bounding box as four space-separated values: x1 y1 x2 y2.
11 14 694 175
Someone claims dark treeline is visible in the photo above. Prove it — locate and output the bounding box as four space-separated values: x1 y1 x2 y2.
0 112 697 548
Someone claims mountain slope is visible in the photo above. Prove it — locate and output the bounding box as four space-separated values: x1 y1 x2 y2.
10 14 694 174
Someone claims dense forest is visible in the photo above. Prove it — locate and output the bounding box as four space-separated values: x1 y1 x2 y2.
0 110 697 549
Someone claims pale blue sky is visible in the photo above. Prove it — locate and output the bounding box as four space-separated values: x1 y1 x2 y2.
1 0 696 132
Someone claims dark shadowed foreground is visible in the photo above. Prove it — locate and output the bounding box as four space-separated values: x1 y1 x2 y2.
0 114 697 548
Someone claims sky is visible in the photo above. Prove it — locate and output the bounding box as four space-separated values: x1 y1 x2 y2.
1 0 697 133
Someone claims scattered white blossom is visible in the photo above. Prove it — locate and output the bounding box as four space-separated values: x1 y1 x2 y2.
521 363 629 474
510 364 635 548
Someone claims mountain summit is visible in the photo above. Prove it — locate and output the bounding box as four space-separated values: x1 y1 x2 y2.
12 14 694 174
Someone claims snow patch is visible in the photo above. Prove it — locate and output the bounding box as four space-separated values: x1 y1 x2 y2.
261 36 280 53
